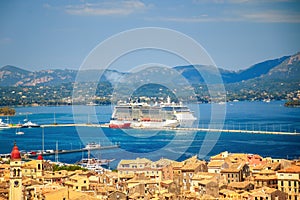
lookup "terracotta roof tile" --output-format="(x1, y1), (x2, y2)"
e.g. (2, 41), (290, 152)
(278, 165), (300, 173)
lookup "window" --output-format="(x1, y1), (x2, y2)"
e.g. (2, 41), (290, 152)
(84, 180), (86, 184)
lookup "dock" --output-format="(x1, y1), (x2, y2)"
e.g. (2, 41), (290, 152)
(9, 123), (299, 135)
(169, 127), (299, 135)
(26, 144), (120, 158)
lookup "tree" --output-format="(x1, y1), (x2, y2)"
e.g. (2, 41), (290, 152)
(0, 106), (16, 116)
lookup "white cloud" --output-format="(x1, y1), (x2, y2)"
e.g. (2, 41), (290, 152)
(64, 0), (148, 16)
(149, 16), (240, 23)
(150, 10), (300, 23)
(190, 0), (300, 23)
(241, 10), (300, 23)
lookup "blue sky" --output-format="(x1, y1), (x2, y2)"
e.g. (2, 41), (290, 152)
(0, 0), (299, 71)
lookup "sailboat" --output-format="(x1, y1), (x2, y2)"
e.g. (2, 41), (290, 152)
(16, 127), (24, 135)
(76, 147), (114, 172)
(0, 119), (10, 129)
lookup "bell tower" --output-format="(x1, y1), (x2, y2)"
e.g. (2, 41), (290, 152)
(36, 154), (44, 178)
(9, 142), (23, 200)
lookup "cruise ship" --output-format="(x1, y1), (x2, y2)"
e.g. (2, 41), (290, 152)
(109, 97), (196, 129)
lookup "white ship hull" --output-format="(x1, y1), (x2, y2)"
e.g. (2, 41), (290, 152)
(174, 113), (197, 128)
(131, 119), (179, 128)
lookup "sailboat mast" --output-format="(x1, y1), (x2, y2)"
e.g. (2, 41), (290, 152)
(42, 127), (44, 154)
(54, 112), (56, 125)
(55, 141), (58, 163)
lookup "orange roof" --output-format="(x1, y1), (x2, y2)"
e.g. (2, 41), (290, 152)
(228, 181), (253, 189)
(207, 160), (225, 167)
(254, 175), (277, 180)
(278, 165), (300, 173)
(221, 162), (245, 173)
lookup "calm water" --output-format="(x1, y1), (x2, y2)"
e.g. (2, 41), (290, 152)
(0, 101), (299, 169)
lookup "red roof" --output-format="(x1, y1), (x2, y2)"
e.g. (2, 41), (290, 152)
(10, 142), (21, 160)
(37, 154), (43, 160)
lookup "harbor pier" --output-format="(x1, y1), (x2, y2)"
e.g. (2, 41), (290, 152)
(7, 123), (299, 135)
(26, 144), (120, 158)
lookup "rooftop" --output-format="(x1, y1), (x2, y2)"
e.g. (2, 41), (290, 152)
(278, 165), (300, 173)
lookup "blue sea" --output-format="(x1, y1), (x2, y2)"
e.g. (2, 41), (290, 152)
(0, 101), (299, 169)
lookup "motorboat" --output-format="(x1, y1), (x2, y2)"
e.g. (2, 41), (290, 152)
(22, 121), (40, 128)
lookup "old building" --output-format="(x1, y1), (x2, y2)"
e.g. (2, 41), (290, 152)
(254, 169), (277, 189)
(64, 174), (90, 191)
(221, 162), (250, 184)
(207, 160), (229, 174)
(190, 172), (219, 198)
(249, 186), (287, 200)
(181, 156), (207, 191)
(9, 142), (22, 200)
(277, 165), (300, 200)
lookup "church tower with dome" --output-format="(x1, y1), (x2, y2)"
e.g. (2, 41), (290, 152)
(36, 154), (44, 178)
(9, 142), (23, 200)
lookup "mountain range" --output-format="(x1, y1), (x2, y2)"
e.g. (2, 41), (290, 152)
(0, 52), (299, 88)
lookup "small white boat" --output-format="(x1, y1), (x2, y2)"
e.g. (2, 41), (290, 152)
(84, 142), (101, 149)
(15, 127), (24, 135)
(22, 121), (40, 128)
(16, 131), (24, 135)
(0, 119), (10, 129)
(86, 102), (98, 106)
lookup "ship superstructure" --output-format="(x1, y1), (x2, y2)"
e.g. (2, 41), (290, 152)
(109, 97), (196, 129)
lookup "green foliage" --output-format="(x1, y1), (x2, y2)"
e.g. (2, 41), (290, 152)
(53, 164), (88, 172)
(0, 106), (16, 116)
(284, 100), (300, 107)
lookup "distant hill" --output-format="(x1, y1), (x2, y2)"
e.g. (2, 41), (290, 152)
(262, 53), (300, 81)
(226, 52), (300, 97)
(0, 53), (298, 88)
(237, 52), (300, 83)
(0, 66), (125, 86)
(173, 55), (290, 84)
(0, 65), (31, 86)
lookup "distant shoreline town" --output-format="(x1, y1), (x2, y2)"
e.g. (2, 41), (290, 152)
(0, 143), (299, 199)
